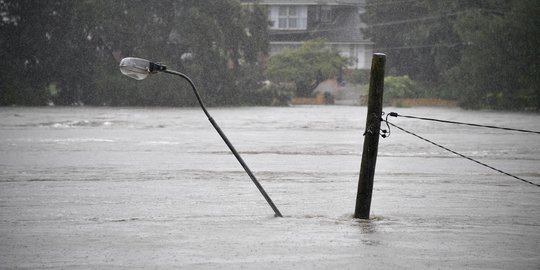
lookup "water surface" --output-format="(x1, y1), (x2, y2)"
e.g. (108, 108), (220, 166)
(1, 106), (539, 269)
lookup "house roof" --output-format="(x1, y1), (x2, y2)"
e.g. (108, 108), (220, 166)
(312, 8), (366, 43)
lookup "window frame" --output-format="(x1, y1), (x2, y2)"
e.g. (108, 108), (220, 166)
(269, 5), (307, 30)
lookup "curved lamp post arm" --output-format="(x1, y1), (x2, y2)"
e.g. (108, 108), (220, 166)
(163, 70), (283, 218)
(120, 57), (282, 217)
(162, 70), (210, 118)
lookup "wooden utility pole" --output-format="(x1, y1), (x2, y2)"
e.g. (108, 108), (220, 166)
(354, 53), (386, 219)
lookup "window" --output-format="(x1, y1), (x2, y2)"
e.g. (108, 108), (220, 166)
(269, 6), (307, 30)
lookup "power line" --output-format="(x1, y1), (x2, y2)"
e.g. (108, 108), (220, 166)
(385, 120), (540, 188)
(361, 0), (423, 7)
(388, 112), (540, 134)
(365, 11), (466, 27)
(376, 42), (467, 51)
(267, 8), (500, 51)
(270, 12), (465, 36)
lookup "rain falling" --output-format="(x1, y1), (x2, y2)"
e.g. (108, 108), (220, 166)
(1, 1), (539, 269)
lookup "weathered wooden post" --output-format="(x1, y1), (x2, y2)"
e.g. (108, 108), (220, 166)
(354, 53), (386, 219)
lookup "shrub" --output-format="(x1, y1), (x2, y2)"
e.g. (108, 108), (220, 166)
(240, 83), (294, 106)
(345, 69), (370, 85)
(384, 75), (420, 101)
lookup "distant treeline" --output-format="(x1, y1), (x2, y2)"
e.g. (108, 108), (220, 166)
(363, 0), (539, 110)
(1, 0), (539, 110)
(0, 0), (273, 106)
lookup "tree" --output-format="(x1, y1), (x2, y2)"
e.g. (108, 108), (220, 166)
(265, 40), (348, 97)
(362, 0), (538, 110)
(383, 75), (419, 102)
(0, 0), (74, 105)
(447, 0), (540, 110)
(0, 0), (271, 106)
(361, 0), (497, 84)
(0, 0), (178, 105)
(169, 0), (270, 105)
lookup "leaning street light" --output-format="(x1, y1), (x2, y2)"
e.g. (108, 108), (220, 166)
(119, 57), (283, 217)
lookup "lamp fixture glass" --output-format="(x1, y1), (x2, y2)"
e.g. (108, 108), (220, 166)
(119, 57), (152, 80)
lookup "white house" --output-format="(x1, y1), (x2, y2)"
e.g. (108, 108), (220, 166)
(242, 0), (373, 69)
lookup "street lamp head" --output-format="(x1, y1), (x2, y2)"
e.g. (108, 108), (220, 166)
(119, 57), (166, 80)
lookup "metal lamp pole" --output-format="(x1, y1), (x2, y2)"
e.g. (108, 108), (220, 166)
(119, 57), (283, 217)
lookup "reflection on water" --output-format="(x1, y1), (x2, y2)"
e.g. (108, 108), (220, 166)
(0, 106), (539, 269)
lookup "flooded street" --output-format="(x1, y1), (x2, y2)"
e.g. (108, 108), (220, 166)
(0, 106), (539, 269)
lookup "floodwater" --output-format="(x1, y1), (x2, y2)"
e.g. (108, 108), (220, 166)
(0, 106), (539, 269)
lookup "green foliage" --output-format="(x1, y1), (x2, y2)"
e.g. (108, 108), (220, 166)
(265, 40), (348, 97)
(362, 0), (465, 83)
(0, 0), (271, 106)
(384, 75), (419, 101)
(345, 69), (370, 84)
(236, 83), (294, 106)
(363, 0), (538, 110)
(446, 0), (540, 110)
